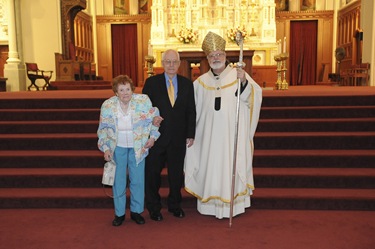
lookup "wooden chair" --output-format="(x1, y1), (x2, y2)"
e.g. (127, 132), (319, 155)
(25, 63), (53, 90)
(81, 62), (97, 80)
(339, 68), (352, 86)
(351, 63), (370, 86)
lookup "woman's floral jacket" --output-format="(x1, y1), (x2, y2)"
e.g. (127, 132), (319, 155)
(97, 94), (160, 165)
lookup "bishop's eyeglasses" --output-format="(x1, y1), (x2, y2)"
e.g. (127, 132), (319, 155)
(207, 52), (226, 59)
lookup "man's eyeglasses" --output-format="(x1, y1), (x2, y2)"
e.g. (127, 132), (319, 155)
(163, 60), (180, 66)
(207, 53), (225, 59)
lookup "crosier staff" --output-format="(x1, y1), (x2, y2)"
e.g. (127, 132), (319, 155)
(229, 31), (244, 228)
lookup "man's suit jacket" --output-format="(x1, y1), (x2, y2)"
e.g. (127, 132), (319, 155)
(143, 73), (196, 147)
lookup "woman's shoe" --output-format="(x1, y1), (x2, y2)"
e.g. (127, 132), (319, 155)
(130, 212), (145, 225)
(112, 215), (125, 226)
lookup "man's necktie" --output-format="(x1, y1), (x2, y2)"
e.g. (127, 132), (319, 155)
(168, 79), (175, 106)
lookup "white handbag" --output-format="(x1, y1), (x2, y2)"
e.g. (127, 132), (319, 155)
(102, 160), (116, 186)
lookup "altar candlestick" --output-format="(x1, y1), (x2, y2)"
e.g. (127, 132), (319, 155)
(148, 40), (153, 56)
(283, 37), (286, 53)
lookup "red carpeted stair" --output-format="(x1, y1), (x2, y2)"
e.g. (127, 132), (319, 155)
(253, 89), (375, 210)
(0, 87), (374, 210)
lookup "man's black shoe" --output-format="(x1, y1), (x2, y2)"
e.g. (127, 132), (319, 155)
(130, 212), (145, 225)
(150, 211), (163, 221)
(168, 208), (185, 218)
(112, 215), (125, 226)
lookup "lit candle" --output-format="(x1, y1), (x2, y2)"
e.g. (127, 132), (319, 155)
(283, 37), (286, 53)
(148, 40), (153, 56)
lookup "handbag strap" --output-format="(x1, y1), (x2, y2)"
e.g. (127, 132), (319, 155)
(102, 185), (126, 199)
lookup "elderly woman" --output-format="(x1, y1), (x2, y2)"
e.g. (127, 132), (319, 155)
(97, 75), (161, 226)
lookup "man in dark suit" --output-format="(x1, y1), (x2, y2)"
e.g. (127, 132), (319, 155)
(142, 49), (196, 221)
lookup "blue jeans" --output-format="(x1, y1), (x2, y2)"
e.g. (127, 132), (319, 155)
(113, 146), (145, 216)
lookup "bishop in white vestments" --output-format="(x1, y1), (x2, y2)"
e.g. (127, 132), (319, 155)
(184, 31), (263, 219)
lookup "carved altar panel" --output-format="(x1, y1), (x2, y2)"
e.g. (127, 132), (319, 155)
(150, 0), (277, 60)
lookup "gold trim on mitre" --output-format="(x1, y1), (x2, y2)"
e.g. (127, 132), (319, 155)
(201, 31), (226, 55)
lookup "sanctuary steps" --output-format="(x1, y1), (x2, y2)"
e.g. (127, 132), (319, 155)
(0, 86), (374, 210)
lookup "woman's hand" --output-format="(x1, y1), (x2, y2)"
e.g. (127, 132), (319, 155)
(104, 150), (111, 161)
(144, 138), (155, 148)
(152, 116), (164, 127)
(186, 138), (194, 148)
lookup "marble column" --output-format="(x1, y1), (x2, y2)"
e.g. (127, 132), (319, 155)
(4, 0), (26, 91)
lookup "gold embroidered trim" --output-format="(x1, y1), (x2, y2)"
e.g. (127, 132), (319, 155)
(197, 78), (238, 90)
(184, 184), (254, 204)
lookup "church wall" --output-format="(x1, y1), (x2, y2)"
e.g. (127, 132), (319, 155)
(96, 22), (112, 81)
(361, 0), (374, 65)
(358, 0), (374, 86)
(20, 0), (61, 82)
